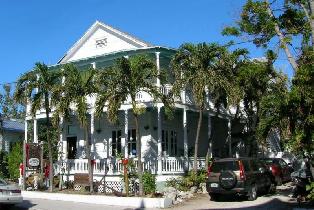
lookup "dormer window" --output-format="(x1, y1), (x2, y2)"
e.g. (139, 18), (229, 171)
(96, 37), (107, 48)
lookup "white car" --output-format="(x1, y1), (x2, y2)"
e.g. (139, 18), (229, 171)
(0, 178), (23, 206)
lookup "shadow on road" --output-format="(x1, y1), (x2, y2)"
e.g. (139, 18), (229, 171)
(199, 183), (314, 210)
(1, 200), (37, 210)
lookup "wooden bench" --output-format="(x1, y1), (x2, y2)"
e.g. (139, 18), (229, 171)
(74, 173), (89, 191)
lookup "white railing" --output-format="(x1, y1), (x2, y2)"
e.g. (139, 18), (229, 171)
(55, 158), (158, 176)
(55, 157), (206, 176)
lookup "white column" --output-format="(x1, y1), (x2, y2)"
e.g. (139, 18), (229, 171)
(124, 109), (128, 158)
(91, 62), (96, 69)
(208, 114), (212, 158)
(183, 108), (188, 170)
(228, 119), (232, 157)
(155, 52), (160, 87)
(33, 119), (38, 143)
(90, 110), (95, 159)
(157, 106), (162, 174)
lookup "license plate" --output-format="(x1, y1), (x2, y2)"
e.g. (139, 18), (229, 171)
(211, 183), (218, 187)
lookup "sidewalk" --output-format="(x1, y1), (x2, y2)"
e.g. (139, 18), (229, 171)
(22, 191), (172, 208)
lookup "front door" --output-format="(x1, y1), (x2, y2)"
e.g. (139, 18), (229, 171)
(67, 136), (77, 159)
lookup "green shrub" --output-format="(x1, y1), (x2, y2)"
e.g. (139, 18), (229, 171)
(142, 171), (156, 194)
(7, 142), (22, 180)
(306, 181), (314, 201)
(165, 169), (207, 192)
(0, 151), (9, 178)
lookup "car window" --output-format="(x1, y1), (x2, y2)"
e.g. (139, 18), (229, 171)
(263, 159), (274, 165)
(242, 160), (251, 171)
(211, 161), (239, 172)
(279, 159), (287, 167)
(0, 178), (7, 185)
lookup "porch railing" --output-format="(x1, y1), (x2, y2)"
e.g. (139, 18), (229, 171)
(55, 157), (206, 176)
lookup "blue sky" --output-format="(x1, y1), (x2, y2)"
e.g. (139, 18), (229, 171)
(0, 0), (292, 86)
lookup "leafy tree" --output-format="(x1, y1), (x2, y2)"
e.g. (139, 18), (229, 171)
(258, 49), (313, 155)
(236, 58), (289, 155)
(223, 0), (314, 72)
(225, 0), (313, 156)
(53, 64), (96, 193)
(14, 62), (61, 191)
(0, 84), (25, 119)
(171, 43), (244, 172)
(95, 55), (172, 196)
(7, 142), (22, 179)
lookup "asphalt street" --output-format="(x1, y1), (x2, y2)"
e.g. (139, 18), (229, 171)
(2, 184), (312, 210)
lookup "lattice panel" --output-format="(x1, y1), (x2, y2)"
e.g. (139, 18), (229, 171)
(74, 185), (82, 191)
(104, 181), (122, 193)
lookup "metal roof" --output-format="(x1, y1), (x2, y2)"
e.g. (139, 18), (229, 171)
(1, 119), (24, 132)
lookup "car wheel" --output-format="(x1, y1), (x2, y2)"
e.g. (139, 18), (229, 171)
(209, 193), (220, 201)
(275, 176), (282, 186)
(248, 184), (257, 201)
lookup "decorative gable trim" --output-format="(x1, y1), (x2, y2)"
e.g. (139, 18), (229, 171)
(58, 20), (152, 64)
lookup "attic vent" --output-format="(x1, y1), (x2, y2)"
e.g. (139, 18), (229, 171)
(96, 37), (107, 48)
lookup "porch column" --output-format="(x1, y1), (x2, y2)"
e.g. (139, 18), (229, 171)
(207, 114), (212, 158)
(228, 119), (232, 157)
(124, 109), (128, 158)
(157, 106), (162, 175)
(155, 52), (160, 87)
(90, 109), (95, 159)
(183, 108), (188, 170)
(33, 119), (38, 143)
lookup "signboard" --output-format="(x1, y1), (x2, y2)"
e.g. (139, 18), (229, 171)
(26, 143), (41, 168)
(28, 158), (40, 167)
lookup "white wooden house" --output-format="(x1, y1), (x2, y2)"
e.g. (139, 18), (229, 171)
(25, 21), (235, 184)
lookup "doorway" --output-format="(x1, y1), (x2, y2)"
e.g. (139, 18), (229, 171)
(67, 136), (77, 159)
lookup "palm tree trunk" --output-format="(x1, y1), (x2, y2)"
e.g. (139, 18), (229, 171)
(44, 95), (53, 192)
(134, 114), (143, 196)
(193, 109), (203, 173)
(85, 126), (93, 193)
(205, 136), (212, 171)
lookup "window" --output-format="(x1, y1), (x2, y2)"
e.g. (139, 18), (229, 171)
(112, 130), (122, 156)
(162, 129), (177, 156)
(128, 129), (136, 156)
(67, 125), (77, 135)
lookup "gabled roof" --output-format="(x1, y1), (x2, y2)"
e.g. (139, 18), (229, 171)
(1, 119), (24, 133)
(58, 20), (153, 64)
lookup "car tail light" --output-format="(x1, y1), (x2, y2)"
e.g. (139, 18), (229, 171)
(239, 161), (246, 180)
(207, 164), (212, 177)
(11, 189), (21, 193)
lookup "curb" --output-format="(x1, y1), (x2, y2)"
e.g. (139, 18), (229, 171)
(22, 191), (172, 208)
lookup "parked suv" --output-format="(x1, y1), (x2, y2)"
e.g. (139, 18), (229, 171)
(206, 158), (275, 201)
(260, 158), (293, 185)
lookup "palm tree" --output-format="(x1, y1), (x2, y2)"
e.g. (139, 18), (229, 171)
(14, 62), (61, 192)
(171, 43), (236, 173)
(94, 55), (172, 196)
(52, 64), (96, 193)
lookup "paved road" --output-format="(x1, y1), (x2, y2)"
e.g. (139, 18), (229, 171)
(2, 184), (311, 210)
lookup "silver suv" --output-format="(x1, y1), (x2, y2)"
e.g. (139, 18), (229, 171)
(206, 158), (275, 201)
